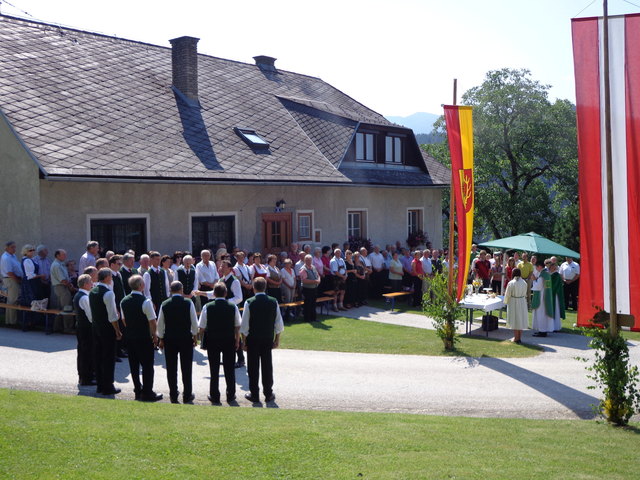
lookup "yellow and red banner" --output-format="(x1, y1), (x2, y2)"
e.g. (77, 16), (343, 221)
(444, 105), (474, 300)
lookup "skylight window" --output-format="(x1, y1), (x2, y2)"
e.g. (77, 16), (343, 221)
(234, 127), (270, 149)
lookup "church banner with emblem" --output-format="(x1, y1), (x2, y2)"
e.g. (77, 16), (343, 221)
(444, 105), (474, 300)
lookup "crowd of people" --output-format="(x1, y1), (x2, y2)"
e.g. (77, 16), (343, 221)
(1, 237), (580, 400)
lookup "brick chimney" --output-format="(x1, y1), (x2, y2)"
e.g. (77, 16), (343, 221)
(169, 36), (200, 101)
(253, 55), (277, 72)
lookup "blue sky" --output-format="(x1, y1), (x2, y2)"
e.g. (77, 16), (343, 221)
(2, 0), (638, 116)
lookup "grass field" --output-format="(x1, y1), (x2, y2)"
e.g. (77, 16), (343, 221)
(283, 315), (543, 358)
(1, 389), (638, 480)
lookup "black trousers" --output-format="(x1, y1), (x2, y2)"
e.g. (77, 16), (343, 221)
(93, 330), (116, 393)
(302, 287), (317, 322)
(206, 337), (236, 400)
(412, 276), (423, 307)
(247, 337), (274, 398)
(76, 322), (94, 383)
(163, 337), (194, 399)
(371, 270), (385, 298)
(126, 337), (155, 395)
(564, 280), (579, 310)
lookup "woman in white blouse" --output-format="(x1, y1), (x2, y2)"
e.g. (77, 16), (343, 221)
(250, 253), (269, 280)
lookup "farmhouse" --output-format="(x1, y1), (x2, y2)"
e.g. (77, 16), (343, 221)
(0, 15), (448, 256)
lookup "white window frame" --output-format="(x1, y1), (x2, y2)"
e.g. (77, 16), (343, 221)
(296, 209), (314, 242)
(346, 208), (369, 239)
(406, 207), (424, 236)
(86, 213), (151, 253)
(189, 211), (239, 252)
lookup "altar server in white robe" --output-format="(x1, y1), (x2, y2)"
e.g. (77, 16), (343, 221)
(504, 268), (528, 344)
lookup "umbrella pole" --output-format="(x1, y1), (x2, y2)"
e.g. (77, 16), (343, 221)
(602, 0), (618, 336)
(448, 79), (457, 297)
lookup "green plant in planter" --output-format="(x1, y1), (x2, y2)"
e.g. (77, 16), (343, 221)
(579, 321), (640, 426)
(423, 272), (465, 350)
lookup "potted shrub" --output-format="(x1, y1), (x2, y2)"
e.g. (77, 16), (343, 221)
(423, 272), (464, 350)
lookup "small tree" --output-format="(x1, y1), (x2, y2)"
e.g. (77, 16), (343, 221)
(423, 272), (464, 350)
(581, 322), (640, 426)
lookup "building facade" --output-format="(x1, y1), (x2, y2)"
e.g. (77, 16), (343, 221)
(0, 15), (448, 259)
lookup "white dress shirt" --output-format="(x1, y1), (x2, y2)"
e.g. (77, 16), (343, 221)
(143, 267), (170, 300)
(368, 252), (384, 270)
(421, 256), (433, 275)
(78, 252), (96, 273)
(22, 257), (37, 280)
(120, 291), (157, 324)
(198, 298), (242, 329)
(233, 263), (251, 284)
(239, 292), (284, 337)
(330, 257), (346, 275)
(78, 288), (92, 322)
(94, 282), (119, 323)
(200, 274), (242, 305)
(156, 294), (199, 338)
(559, 261), (580, 281)
(196, 260), (219, 286)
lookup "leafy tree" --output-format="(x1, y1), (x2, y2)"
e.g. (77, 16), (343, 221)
(426, 69), (578, 245)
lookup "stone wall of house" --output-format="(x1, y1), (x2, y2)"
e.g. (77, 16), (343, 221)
(38, 179), (443, 260)
(0, 115), (42, 248)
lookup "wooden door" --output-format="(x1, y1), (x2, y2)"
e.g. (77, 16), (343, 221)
(262, 212), (292, 253)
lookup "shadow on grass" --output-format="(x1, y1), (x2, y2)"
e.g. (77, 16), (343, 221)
(454, 335), (545, 358)
(480, 357), (599, 419)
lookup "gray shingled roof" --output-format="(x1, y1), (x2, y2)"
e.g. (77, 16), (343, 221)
(0, 15), (449, 186)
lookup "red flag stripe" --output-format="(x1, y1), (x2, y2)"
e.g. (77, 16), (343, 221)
(572, 17), (604, 327)
(626, 14), (640, 330)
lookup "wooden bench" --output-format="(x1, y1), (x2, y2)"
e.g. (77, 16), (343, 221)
(0, 302), (74, 333)
(382, 291), (412, 312)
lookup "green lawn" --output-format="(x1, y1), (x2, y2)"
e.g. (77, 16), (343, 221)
(0, 389), (638, 480)
(283, 315), (543, 358)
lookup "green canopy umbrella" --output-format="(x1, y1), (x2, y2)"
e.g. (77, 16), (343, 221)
(478, 232), (580, 258)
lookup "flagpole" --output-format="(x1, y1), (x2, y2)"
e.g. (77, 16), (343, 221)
(602, 0), (619, 336)
(448, 79), (457, 296)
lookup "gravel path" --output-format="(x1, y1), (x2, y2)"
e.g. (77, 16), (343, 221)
(1, 310), (638, 420)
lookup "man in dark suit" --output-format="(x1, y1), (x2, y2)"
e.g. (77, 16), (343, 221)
(198, 281), (241, 405)
(89, 268), (123, 396)
(240, 277), (284, 403)
(73, 273), (95, 386)
(120, 274), (162, 402)
(109, 254), (127, 359)
(157, 281), (198, 404)
(120, 252), (138, 295)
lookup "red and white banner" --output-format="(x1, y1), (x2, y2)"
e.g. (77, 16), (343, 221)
(572, 14), (640, 331)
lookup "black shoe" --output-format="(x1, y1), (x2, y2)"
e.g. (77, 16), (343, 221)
(532, 332), (547, 337)
(183, 393), (195, 404)
(141, 392), (163, 402)
(244, 393), (260, 403)
(227, 395), (237, 403)
(265, 393), (276, 403)
(134, 391), (141, 401)
(115, 357), (122, 363)
(208, 395), (221, 405)
(170, 397), (179, 404)
(102, 388), (121, 395)
(234, 361), (245, 368)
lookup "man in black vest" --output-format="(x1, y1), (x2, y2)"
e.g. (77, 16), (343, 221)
(176, 254), (198, 302)
(120, 274), (162, 402)
(143, 251), (169, 313)
(198, 282), (241, 404)
(74, 273), (95, 386)
(240, 277), (284, 403)
(157, 281), (198, 404)
(109, 254), (127, 359)
(120, 253), (138, 295)
(89, 268), (123, 395)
